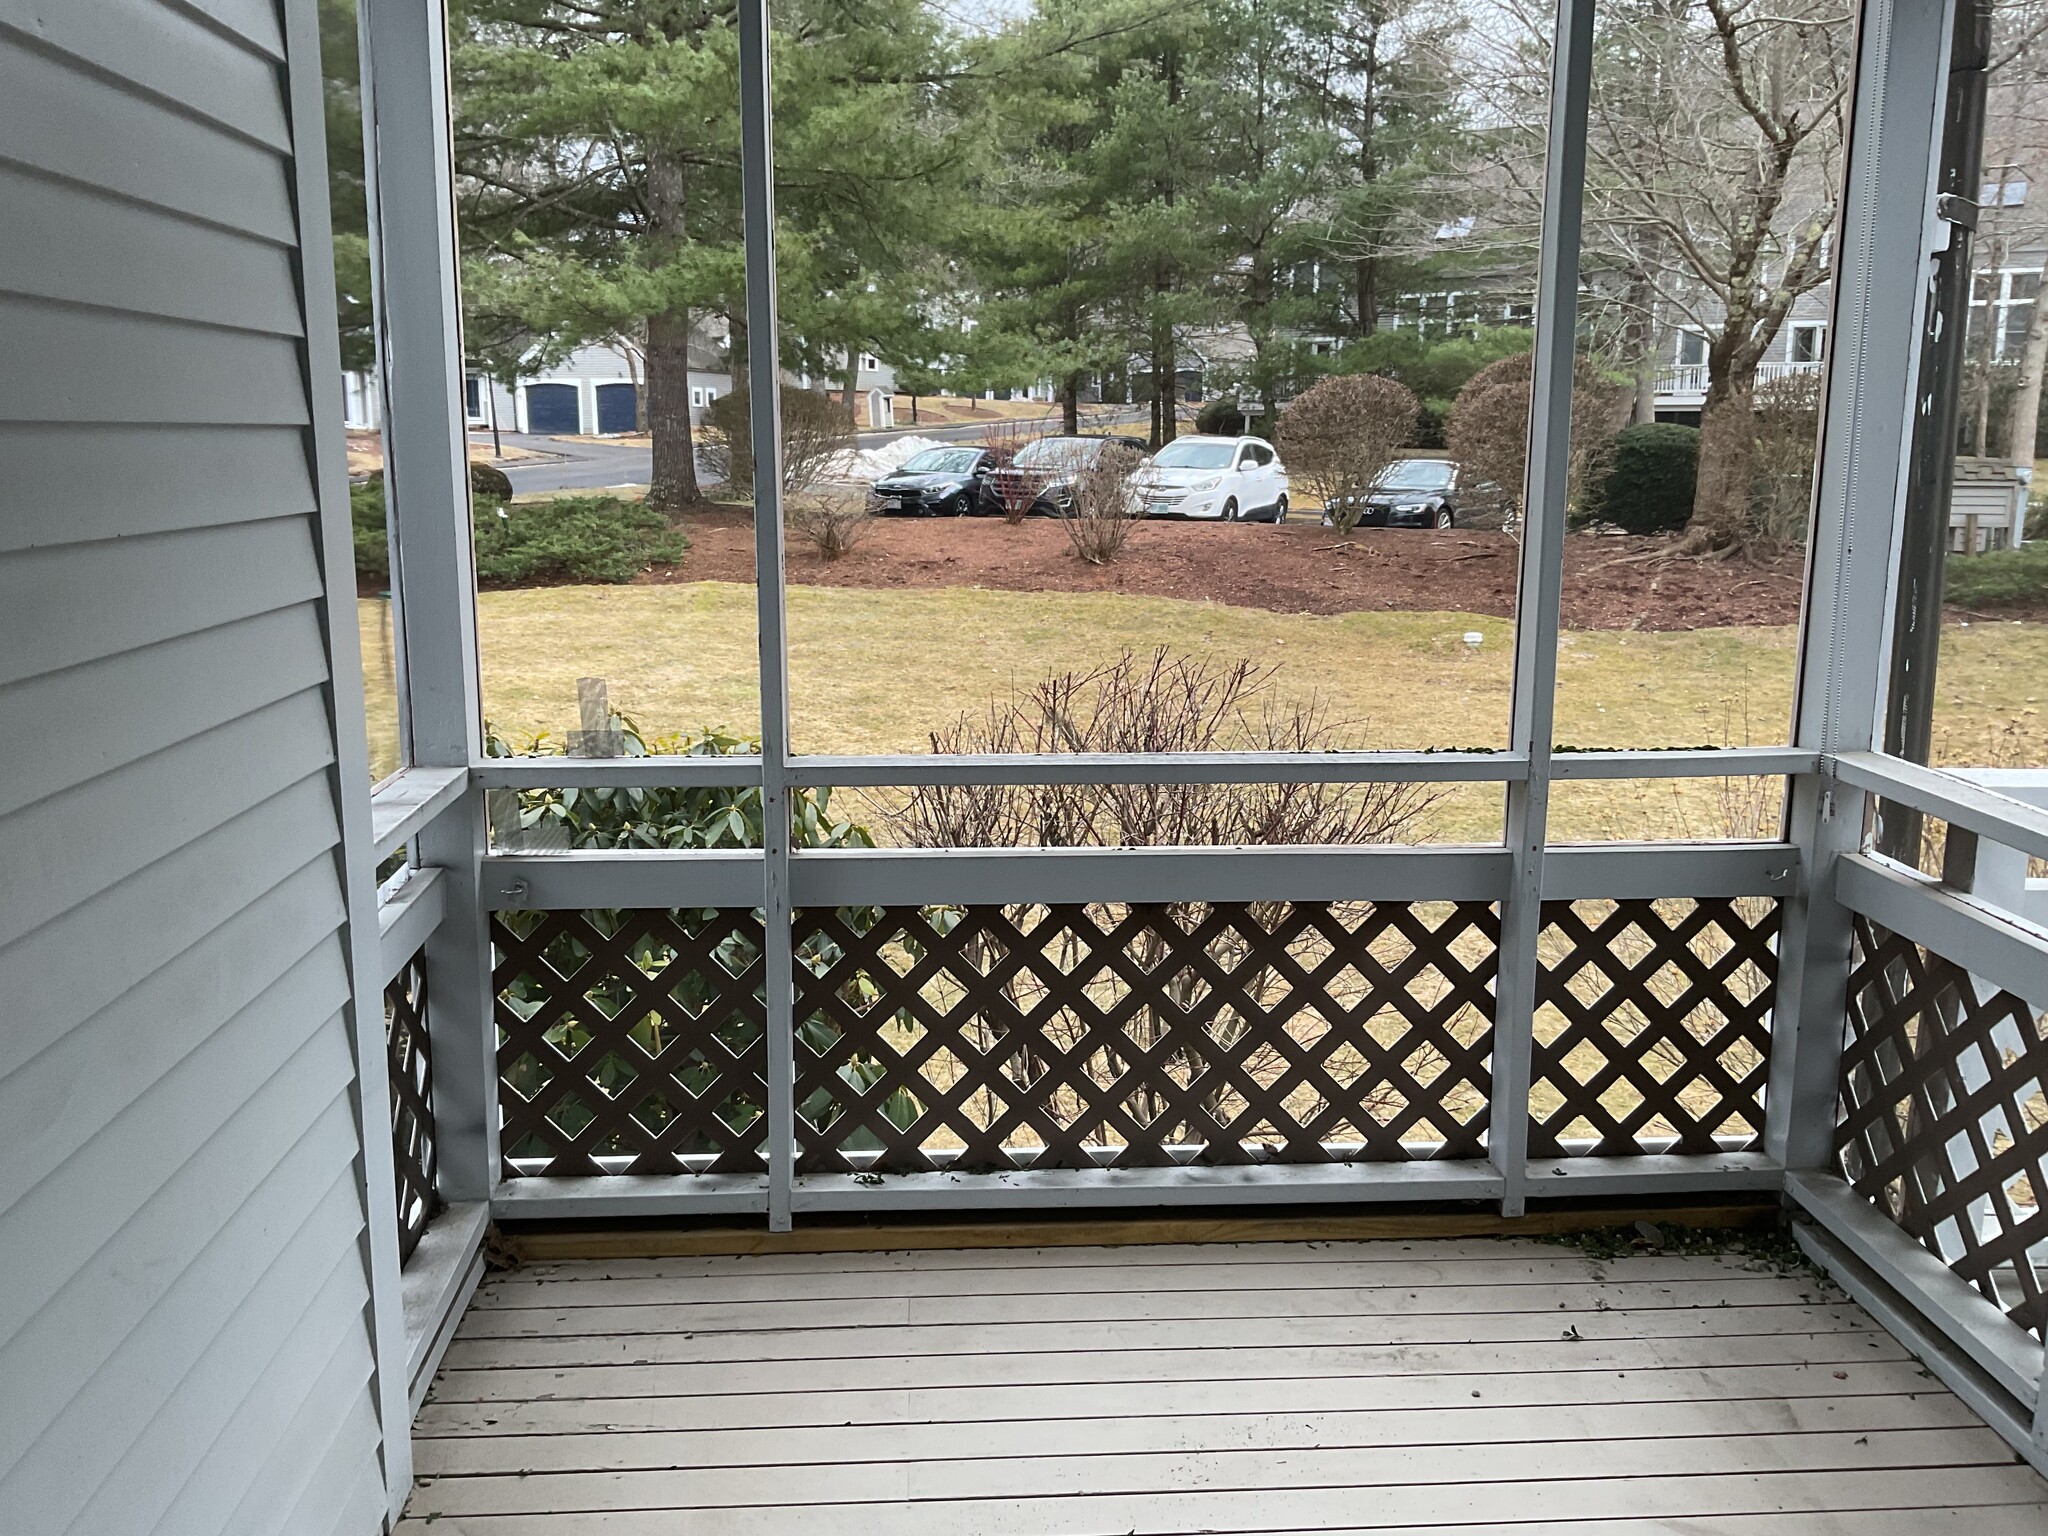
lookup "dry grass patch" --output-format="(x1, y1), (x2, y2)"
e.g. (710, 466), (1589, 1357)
(360, 584), (2045, 841)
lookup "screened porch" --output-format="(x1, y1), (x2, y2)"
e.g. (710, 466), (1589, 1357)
(8, 0), (2048, 1531)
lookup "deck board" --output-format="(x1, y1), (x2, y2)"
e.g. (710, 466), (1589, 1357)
(400, 1237), (2048, 1533)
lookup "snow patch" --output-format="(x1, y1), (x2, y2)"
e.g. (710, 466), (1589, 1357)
(818, 434), (954, 483)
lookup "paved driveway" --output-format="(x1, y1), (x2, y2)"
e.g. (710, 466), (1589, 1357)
(485, 406), (1149, 495)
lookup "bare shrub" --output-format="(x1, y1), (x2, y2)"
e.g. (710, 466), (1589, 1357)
(1749, 372), (1821, 552)
(1445, 352), (1628, 523)
(1276, 374), (1419, 532)
(980, 419), (1038, 523)
(888, 650), (1446, 1143)
(1057, 441), (1144, 564)
(893, 648), (1437, 849)
(786, 487), (873, 560)
(698, 386), (855, 501)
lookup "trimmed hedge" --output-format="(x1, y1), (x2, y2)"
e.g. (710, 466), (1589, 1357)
(1585, 422), (1699, 534)
(1943, 539), (2048, 610)
(350, 478), (687, 588)
(473, 496), (687, 585)
(351, 479), (390, 586)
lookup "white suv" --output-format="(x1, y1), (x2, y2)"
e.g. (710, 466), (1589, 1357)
(1134, 434), (1290, 522)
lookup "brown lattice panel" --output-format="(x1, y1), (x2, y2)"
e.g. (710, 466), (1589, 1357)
(1529, 897), (1780, 1157)
(789, 900), (1497, 1173)
(1837, 916), (2048, 1340)
(494, 909), (769, 1177)
(385, 950), (438, 1262)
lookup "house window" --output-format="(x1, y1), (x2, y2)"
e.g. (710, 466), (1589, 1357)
(1789, 324), (1825, 365)
(859, 353), (880, 373)
(464, 374), (482, 420)
(1981, 172), (2029, 208)
(690, 387), (705, 409)
(1676, 331), (1708, 367)
(1970, 268), (2041, 359)
(2002, 272), (2039, 357)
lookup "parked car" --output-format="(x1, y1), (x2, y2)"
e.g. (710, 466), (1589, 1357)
(1323, 456), (1461, 529)
(869, 446), (996, 516)
(1134, 434), (1289, 522)
(986, 434), (1147, 515)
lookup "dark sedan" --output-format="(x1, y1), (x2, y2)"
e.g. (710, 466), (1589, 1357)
(870, 446), (996, 515)
(1323, 457), (1462, 529)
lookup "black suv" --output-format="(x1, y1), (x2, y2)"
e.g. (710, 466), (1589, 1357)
(870, 446), (996, 516)
(986, 435), (1149, 515)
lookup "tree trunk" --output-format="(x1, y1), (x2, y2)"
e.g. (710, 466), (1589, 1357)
(1150, 327), (1178, 448)
(2005, 292), (2048, 470)
(645, 309), (700, 509)
(1061, 374), (1080, 435)
(642, 137), (697, 509)
(625, 341), (648, 432)
(1690, 377), (1757, 548)
(1356, 256), (1377, 337)
(1633, 363), (1657, 426)
(843, 354), (861, 426)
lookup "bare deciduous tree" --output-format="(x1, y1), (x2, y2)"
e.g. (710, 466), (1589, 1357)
(1277, 373), (1419, 531)
(1469, 0), (1850, 550)
(1975, 1), (2048, 465)
(1589, 0), (1850, 549)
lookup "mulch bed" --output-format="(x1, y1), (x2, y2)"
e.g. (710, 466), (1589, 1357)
(643, 507), (1811, 631)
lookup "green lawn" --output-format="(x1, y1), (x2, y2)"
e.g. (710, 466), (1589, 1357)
(360, 583), (2048, 842)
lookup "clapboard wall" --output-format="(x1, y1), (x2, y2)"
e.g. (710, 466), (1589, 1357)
(0, 2), (393, 1532)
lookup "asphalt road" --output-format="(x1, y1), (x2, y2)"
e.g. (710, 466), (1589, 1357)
(486, 405), (1149, 495)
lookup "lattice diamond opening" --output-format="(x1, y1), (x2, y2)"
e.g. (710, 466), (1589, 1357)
(494, 909), (769, 1176)
(1530, 897), (1779, 1157)
(385, 948), (437, 1264)
(1836, 916), (2048, 1340)
(791, 900), (1496, 1173)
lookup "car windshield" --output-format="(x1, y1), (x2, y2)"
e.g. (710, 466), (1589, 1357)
(1149, 440), (1236, 469)
(1374, 459), (1455, 492)
(899, 448), (981, 474)
(1013, 437), (1098, 468)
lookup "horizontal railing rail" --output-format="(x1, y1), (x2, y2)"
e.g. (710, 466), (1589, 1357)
(1829, 751), (2048, 865)
(472, 744), (1815, 792)
(1655, 359), (1822, 396)
(482, 842), (1798, 912)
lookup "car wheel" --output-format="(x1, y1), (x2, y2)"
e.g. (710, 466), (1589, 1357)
(942, 493), (968, 517)
(1222, 498), (1239, 522)
(1435, 508), (1454, 530)
(1272, 495), (1288, 524)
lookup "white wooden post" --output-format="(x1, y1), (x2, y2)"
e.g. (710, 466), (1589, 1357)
(1766, 0), (1954, 1173)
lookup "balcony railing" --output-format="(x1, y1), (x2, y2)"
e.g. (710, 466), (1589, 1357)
(1655, 359), (1824, 398)
(489, 891), (1781, 1185)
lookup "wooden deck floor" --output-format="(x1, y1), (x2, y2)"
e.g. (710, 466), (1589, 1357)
(399, 1236), (2048, 1534)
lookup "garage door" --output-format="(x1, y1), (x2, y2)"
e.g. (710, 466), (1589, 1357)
(524, 382), (580, 435)
(595, 382), (638, 435)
